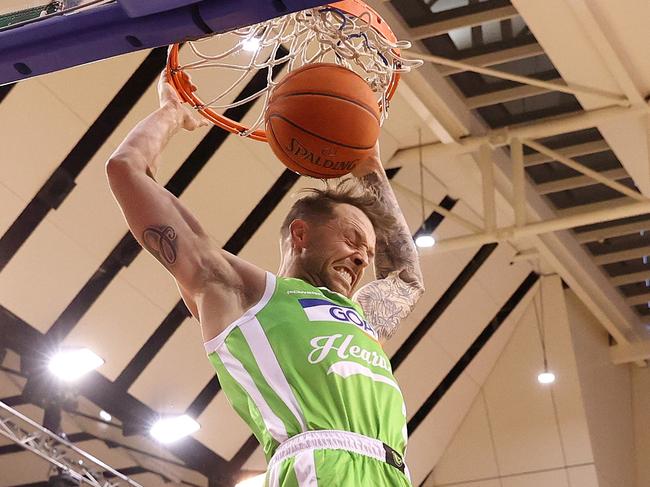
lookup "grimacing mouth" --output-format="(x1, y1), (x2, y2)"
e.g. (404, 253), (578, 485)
(333, 266), (356, 290)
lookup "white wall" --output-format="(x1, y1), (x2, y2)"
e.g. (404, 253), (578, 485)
(427, 276), (597, 487)
(632, 365), (650, 487)
(565, 290), (636, 487)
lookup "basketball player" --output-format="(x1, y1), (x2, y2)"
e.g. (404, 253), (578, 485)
(106, 72), (424, 486)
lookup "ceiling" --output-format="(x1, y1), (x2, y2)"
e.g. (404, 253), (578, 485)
(0, 0), (648, 486)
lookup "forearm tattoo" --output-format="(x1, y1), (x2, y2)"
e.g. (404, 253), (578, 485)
(356, 170), (425, 340)
(359, 171), (423, 283)
(356, 273), (424, 341)
(143, 225), (177, 268)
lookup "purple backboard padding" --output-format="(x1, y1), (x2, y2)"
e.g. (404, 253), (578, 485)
(0, 0), (329, 85)
(118, 0), (203, 18)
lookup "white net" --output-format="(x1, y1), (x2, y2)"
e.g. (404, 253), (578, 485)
(172, 4), (423, 137)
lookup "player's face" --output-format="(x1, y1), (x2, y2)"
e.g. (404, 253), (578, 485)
(301, 203), (376, 297)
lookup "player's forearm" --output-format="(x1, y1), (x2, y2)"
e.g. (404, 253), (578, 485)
(107, 103), (181, 178)
(358, 166), (424, 290)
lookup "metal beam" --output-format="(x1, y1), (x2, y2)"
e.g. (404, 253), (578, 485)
(368, 0), (646, 350)
(0, 401), (142, 487)
(525, 139), (644, 202)
(390, 181), (482, 233)
(389, 104), (646, 168)
(524, 140), (611, 167)
(625, 293), (650, 307)
(465, 79), (563, 109)
(478, 144), (497, 231)
(418, 201), (650, 254)
(575, 219), (650, 244)
(409, 5), (519, 40)
(610, 270), (650, 287)
(407, 50), (629, 105)
(439, 43), (545, 76)
(536, 168), (629, 195)
(593, 246), (650, 266)
(610, 340), (650, 364)
(555, 196), (634, 218)
(512, 138), (526, 227)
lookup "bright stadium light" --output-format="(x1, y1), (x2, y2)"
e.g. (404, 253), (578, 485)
(242, 37), (261, 52)
(48, 348), (104, 382)
(537, 371), (556, 384)
(415, 234), (435, 248)
(150, 415), (200, 444)
(236, 473), (266, 487)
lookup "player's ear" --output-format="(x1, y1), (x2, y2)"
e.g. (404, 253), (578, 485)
(289, 219), (309, 250)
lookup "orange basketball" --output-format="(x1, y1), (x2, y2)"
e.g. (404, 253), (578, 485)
(264, 63), (380, 178)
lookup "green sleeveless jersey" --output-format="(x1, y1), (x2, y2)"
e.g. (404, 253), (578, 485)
(204, 273), (408, 461)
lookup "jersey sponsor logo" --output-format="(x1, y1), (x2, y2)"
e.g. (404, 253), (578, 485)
(298, 298), (378, 339)
(308, 334), (391, 373)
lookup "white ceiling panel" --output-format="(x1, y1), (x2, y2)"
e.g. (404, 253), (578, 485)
(129, 318), (214, 414)
(406, 374), (480, 486)
(62, 274), (168, 381)
(429, 391), (500, 485)
(0, 182), (27, 237)
(118, 253), (185, 313)
(482, 310), (566, 475)
(0, 450), (51, 486)
(429, 277), (505, 362)
(194, 392), (252, 461)
(394, 333), (456, 420)
(0, 217), (99, 332)
(567, 464), (600, 487)
(241, 445), (266, 472)
(0, 79), (89, 201)
(465, 287), (536, 386)
(35, 50), (150, 126)
(500, 469), (569, 487)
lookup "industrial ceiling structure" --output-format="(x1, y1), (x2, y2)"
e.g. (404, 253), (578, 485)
(0, 0), (648, 486)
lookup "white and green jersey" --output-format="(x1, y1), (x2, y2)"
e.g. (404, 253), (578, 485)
(204, 272), (408, 462)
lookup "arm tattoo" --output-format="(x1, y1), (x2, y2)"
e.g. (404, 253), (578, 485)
(355, 169), (425, 340)
(143, 225), (177, 268)
(356, 273), (424, 341)
(359, 171), (423, 284)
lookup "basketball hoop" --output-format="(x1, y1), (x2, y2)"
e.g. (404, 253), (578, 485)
(166, 0), (422, 142)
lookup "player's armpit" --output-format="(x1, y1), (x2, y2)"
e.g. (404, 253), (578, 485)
(354, 272), (424, 343)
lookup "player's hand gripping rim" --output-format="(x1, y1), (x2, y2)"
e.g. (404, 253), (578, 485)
(157, 70), (209, 132)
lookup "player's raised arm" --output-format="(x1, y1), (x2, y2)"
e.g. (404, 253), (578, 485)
(105, 72), (265, 324)
(352, 143), (425, 343)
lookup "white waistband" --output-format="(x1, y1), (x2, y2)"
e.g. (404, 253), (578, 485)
(268, 430), (396, 469)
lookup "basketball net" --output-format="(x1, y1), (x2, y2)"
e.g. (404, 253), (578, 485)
(167, 0), (423, 141)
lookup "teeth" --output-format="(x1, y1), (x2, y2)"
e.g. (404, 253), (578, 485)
(335, 269), (353, 286)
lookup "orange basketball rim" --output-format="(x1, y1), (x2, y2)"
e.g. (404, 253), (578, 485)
(166, 0), (403, 143)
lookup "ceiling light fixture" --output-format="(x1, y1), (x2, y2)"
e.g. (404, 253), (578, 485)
(48, 348), (104, 382)
(415, 234), (435, 248)
(150, 415), (200, 444)
(99, 410), (112, 422)
(414, 128), (435, 249)
(537, 371), (556, 384)
(533, 277), (556, 386)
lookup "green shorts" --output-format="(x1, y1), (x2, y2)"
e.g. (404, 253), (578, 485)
(265, 430), (412, 487)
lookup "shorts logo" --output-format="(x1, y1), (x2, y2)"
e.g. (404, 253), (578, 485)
(298, 298), (378, 339)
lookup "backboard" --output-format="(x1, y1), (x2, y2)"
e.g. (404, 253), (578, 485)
(0, 0), (330, 85)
